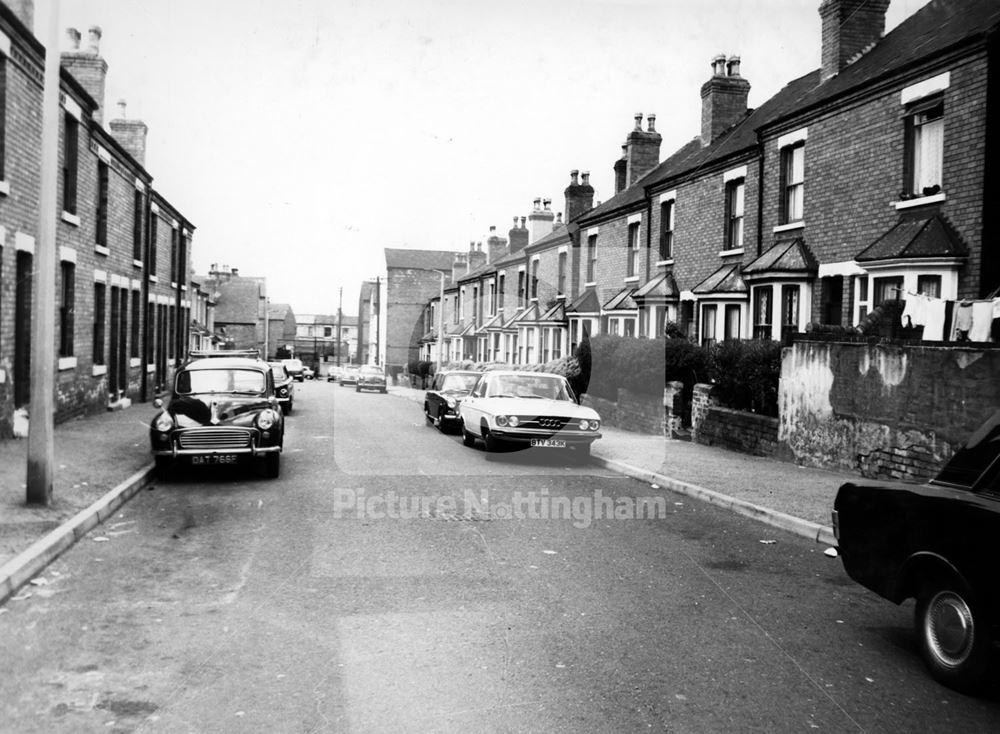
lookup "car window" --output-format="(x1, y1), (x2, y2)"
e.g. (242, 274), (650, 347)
(360, 366), (382, 375)
(441, 374), (478, 392)
(177, 368), (266, 395)
(487, 375), (571, 400)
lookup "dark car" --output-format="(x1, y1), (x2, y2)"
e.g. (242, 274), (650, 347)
(833, 410), (1000, 692)
(150, 355), (284, 478)
(424, 370), (479, 432)
(356, 365), (387, 393)
(268, 362), (294, 414)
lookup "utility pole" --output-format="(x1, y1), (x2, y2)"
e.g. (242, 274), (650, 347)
(27, 1), (62, 505)
(374, 277), (380, 366)
(336, 286), (343, 366)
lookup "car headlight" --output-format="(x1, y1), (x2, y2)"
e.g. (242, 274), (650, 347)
(446, 397), (457, 409)
(589, 420), (600, 431)
(153, 412), (174, 432)
(496, 415), (508, 427)
(508, 415), (520, 428)
(256, 409), (279, 430)
(579, 419), (590, 430)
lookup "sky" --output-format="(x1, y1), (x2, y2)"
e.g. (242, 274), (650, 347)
(42, 0), (932, 316)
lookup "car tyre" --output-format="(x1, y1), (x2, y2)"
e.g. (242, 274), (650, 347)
(263, 452), (281, 479)
(484, 430), (504, 453)
(572, 443), (591, 463)
(915, 577), (992, 692)
(154, 456), (172, 480)
(285, 401), (293, 415)
(356, 386), (361, 392)
(462, 424), (476, 448)
(380, 388), (387, 394)
(424, 404), (434, 425)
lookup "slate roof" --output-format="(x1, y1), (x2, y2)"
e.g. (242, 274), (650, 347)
(603, 287), (639, 311)
(566, 288), (602, 314)
(743, 238), (819, 276)
(855, 214), (968, 262)
(513, 303), (540, 324)
(692, 263), (747, 295)
(770, 0), (1000, 129)
(268, 303), (291, 319)
(633, 272), (680, 300)
(538, 300), (567, 324)
(384, 248), (457, 272)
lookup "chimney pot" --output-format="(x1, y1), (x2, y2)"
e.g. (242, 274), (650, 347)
(533, 198), (541, 211)
(116, 99), (127, 119)
(581, 171), (590, 186)
(543, 198), (552, 211)
(713, 54), (727, 76)
(86, 26), (102, 55)
(556, 213), (563, 224)
(727, 56), (741, 77)
(647, 114), (656, 132)
(570, 169), (579, 185)
(489, 225), (496, 233)
(520, 216), (526, 228)
(633, 112), (643, 131)
(66, 27), (81, 50)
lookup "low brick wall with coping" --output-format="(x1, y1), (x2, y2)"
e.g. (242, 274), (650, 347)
(692, 383), (789, 458)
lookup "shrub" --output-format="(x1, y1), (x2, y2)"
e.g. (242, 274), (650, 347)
(707, 339), (782, 416)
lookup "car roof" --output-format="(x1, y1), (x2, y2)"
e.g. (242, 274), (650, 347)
(440, 370), (481, 376)
(483, 370), (565, 379)
(183, 357), (269, 371)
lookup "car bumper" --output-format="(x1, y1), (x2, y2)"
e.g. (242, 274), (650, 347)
(358, 382), (386, 390)
(151, 427), (282, 459)
(488, 428), (601, 446)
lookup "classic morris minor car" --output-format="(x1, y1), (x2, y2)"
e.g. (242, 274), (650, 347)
(833, 409), (1000, 692)
(458, 370), (601, 458)
(269, 362), (294, 414)
(356, 365), (387, 393)
(424, 370), (480, 433)
(150, 355), (284, 478)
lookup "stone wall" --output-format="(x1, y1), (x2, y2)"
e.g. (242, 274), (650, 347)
(691, 383), (788, 458)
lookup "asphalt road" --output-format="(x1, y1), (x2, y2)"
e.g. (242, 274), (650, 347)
(2, 380), (1000, 733)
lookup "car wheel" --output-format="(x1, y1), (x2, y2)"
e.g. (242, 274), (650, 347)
(286, 401), (293, 415)
(356, 386), (361, 392)
(380, 388), (387, 394)
(915, 577), (992, 692)
(263, 452), (281, 479)
(462, 424), (476, 447)
(571, 443), (591, 463)
(484, 430), (504, 453)
(424, 404), (434, 425)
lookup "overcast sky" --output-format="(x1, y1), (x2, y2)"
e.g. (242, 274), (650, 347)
(44, 0), (931, 315)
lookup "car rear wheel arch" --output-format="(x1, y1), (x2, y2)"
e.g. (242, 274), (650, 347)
(897, 552), (968, 605)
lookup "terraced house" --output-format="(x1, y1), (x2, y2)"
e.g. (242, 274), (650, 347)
(389, 0), (999, 374)
(0, 2), (196, 437)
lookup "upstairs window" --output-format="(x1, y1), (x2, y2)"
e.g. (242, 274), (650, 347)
(93, 282), (106, 365)
(517, 271), (526, 307)
(62, 112), (79, 215)
(96, 162), (109, 247)
(132, 190), (144, 261)
(905, 96), (944, 197)
(170, 227), (179, 283)
(627, 222), (640, 277)
(60, 261), (75, 357)
(659, 200), (674, 260)
(586, 234), (597, 282)
(498, 273), (505, 309)
(557, 251), (567, 296)
(531, 260), (539, 300)
(725, 178), (744, 250)
(148, 212), (158, 276)
(0, 56), (7, 181)
(780, 143), (804, 223)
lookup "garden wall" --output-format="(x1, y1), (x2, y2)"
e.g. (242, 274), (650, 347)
(779, 339), (1000, 480)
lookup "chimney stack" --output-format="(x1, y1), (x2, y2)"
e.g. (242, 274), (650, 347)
(820, 0), (890, 81)
(452, 253), (469, 283)
(509, 216), (529, 253)
(61, 26), (108, 124)
(469, 240), (487, 271)
(614, 144), (628, 194)
(528, 197), (555, 244)
(624, 113), (662, 186)
(564, 168), (595, 224)
(109, 99), (149, 166)
(486, 225), (508, 263)
(700, 54), (751, 146)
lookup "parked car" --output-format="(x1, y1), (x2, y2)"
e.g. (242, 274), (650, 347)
(356, 365), (387, 393)
(339, 366), (360, 386)
(424, 370), (480, 432)
(326, 366), (342, 383)
(302, 366), (315, 380)
(268, 362), (294, 414)
(282, 358), (305, 381)
(833, 410), (1000, 692)
(149, 355), (284, 478)
(458, 370), (601, 458)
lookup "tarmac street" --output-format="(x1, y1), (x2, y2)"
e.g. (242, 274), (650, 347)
(3, 380), (1000, 732)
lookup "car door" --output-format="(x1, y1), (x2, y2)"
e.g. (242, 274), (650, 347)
(428, 374), (445, 420)
(460, 375), (489, 428)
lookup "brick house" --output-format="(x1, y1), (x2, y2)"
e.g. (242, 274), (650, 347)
(202, 267), (268, 355)
(0, 3), (195, 436)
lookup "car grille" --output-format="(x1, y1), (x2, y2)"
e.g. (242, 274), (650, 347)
(520, 416), (571, 430)
(178, 427), (252, 450)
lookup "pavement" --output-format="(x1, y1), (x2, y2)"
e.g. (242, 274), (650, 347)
(0, 381), (854, 606)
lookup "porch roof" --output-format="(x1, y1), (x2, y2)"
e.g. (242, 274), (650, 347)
(566, 288), (602, 315)
(633, 272), (680, 301)
(743, 237), (818, 278)
(602, 287), (638, 312)
(855, 214), (968, 262)
(692, 263), (747, 295)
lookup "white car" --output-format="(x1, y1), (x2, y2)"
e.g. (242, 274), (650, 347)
(458, 370), (601, 458)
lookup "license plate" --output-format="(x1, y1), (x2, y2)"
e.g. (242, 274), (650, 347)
(191, 454), (238, 465)
(531, 439), (566, 448)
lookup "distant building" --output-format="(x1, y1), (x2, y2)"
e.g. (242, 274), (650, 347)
(266, 303), (297, 359)
(200, 266), (268, 355)
(294, 313), (357, 365)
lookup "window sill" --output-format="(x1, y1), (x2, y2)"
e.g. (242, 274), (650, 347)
(133, 259), (143, 269)
(92, 365), (107, 377)
(58, 356), (77, 371)
(624, 276), (640, 283)
(718, 247), (745, 257)
(95, 244), (110, 257)
(61, 211), (81, 227)
(0, 180), (9, 197)
(656, 259), (674, 267)
(146, 364), (156, 373)
(773, 221), (804, 233)
(130, 357), (141, 367)
(894, 192), (946, 210)
(148, 274), (159, 283)
(584, 282), (597, 288)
